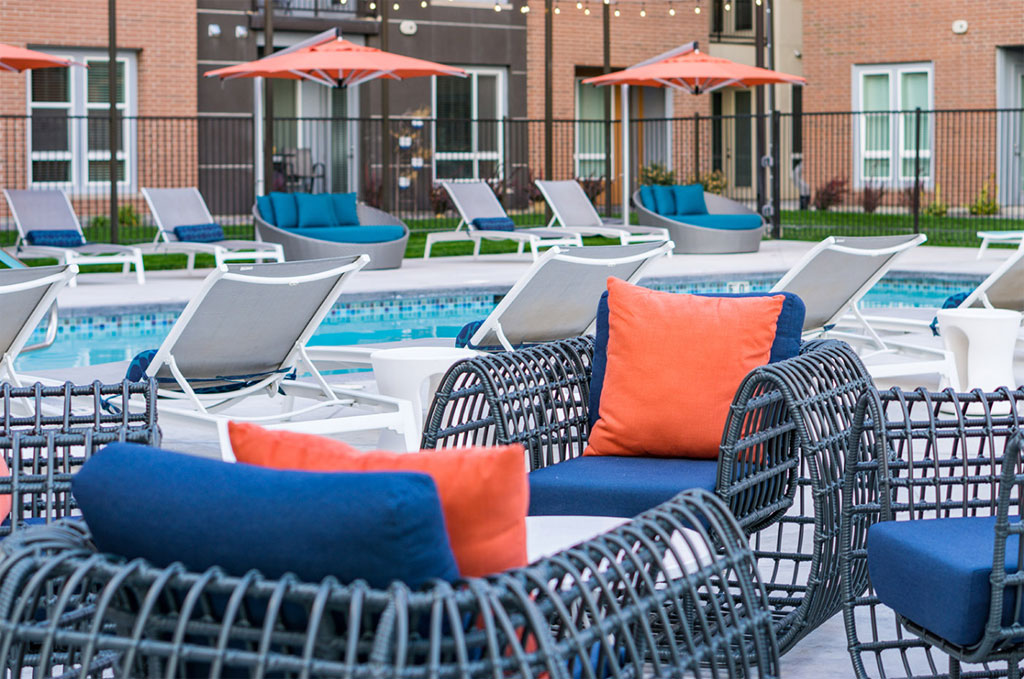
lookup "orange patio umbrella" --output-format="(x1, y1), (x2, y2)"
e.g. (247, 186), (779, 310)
(0, 43), (83, 73)
(204, 38), (466, 87)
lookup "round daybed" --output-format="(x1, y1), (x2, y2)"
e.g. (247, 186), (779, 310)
(253, 201), (409, 270)
(632, 188), (765, 254)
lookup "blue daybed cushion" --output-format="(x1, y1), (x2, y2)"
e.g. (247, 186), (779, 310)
(639, 185), (656, 212)
(295, 193), (338, 228)
(472, 217), (516, 232)
(330, 192), (360, 226)
(73, 443), (460, 588)
(529, 455), (717, 517)
(588, 290), (805, 429)
(284, 225), (405, 244)
(173, 223), (224, 243)
(256, 195), (276, 225)
(672, 184), (708, 215)
(650, 185), (676, 216)
(868, 516), (1024, 648)
(668, 214), (763, 231)
(26, 230), (85, 247)
(269, 192), (299, 229)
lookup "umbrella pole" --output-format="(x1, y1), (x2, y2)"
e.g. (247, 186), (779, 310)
(254, 78), (264, 196)
(621, 84), (629, 226)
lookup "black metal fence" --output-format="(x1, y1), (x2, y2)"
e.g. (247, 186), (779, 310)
(2, 108), (1022, 247)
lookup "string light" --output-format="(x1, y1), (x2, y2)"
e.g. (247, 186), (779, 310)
(392, 2), (399, 10)
(576, 1), (582, 8)
(724, 1), (731, 9)
(583, 1), (590, 13)
(493, 1), (501, 9)
(553, 4), (560, 13)
(639, 2), (646, 16)
(613, 7), (619, 15)
(420, 0), (427, 6)
(667, 2), (674, 15)
(368, 1), (376, 9)
(694, 3), (700, 13)
(520, 3), (529, 11)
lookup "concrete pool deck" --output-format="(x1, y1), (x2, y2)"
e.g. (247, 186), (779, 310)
(52, 238), (998, 311)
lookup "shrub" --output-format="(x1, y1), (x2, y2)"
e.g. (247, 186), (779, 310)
(686, 169), (728, 195)
(429, 185), (452, 216)
(639, 163), (676, 186)
(576, 177), (605, 203)
(860, 184), (886, 214)
(812, 176), (847, 212)
(969, 174), (999, 216)
(921, 184), (948, 218)
(88, 204), (142, 231)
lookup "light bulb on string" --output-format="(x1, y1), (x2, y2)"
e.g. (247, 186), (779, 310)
(694, 3), (700, 13)
(576, 1), (582, 8)
(724, 1), (730, 9)
(553, 3), (560, 13)
(639, 4), (646, 17)
(520, 3), (529, 11)
(369, 1), (376, 9)
(613, 7), (620, 15)
(493, 1), (501, 9)
(668, 1), (675, 15)
(392, 2), (399, 10)
(583, 1), (590, 14)
(420, 0), (427, 6)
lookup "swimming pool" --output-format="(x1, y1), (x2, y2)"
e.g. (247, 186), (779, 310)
(14, 273), (980, 373)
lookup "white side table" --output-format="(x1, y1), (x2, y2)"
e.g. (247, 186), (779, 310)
(370, 347), (480, 449)
(936, 308), (1022, 396)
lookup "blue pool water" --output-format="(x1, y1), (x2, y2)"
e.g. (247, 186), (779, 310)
(14, 274), (978, 373)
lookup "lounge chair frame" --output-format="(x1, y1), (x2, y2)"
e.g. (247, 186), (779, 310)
(534, 179), (670, 245)
(422, 336), (877, 653)
(140, 187), (284, 269)
(252, 202), (409, 270)
(842, 387), (1024, 679)
(0, 488), (781, 678)
(139, 256), (418, 455)
(2, 189), (145, 286)
(0, 264), (77, 388)
(631, 189), (765, 254)
(425, 181), (583, 260)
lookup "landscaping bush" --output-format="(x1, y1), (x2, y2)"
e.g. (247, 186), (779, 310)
(969, 174), (999, 216)
(812, 177), (848, 212)
(639, 163), (676, 186)
(576, 177), (605, 203)
(860, 184), (886, 214)
(686, 169), (728, 195)
(921, 184), (948, 218)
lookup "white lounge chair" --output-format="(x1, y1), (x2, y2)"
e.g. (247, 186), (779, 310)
(424, 181), (583, 260)
(3, 189), (145, 286)
(535, 179), (670, 245)
(0, 264), (77, 388)
(308, 241), (673, 370)
(141, 187), (284, 270)
(26, 257), (418, 456)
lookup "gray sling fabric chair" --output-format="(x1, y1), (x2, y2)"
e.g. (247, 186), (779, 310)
(141, 187), (283, 269)
(535, 179), (670, 245)
(424, 181), (582, 259)
(307, 240), (672, 370)
(0, 264), (76, 388)
(2, 189), (145, 286)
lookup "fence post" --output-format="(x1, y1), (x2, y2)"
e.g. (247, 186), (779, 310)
(108, 0), (119, 243)
(692, 111), (700, 183)
(771, 109), (782, 239)
(913, 106), (922, 234)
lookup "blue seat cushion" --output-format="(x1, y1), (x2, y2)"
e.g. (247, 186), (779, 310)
(173, 223), (225, 243)
(283, 225), (405, 244)
(651, 185), (676, 216)
(330, 192), (360, 226)
(666, 214), (763, 231)
(672, 184), (708, 215)
(294, 193), (338, 228)
(639, 185), (656, 212)
(269, 192), (299, 229)
(256, 195), (276, 225)
(26, 230), (85, 247)
(472, 217), (516, 232)
(73, 443), (460, 588)
(529, 455), (718, 517)
(868, 516), (1024, 648)
(588, 290), (805, 429)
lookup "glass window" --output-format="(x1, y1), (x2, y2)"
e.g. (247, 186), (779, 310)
(575, 80), (608, 179)
(432, 68), (505, 181)
(734, 0), (753, 31)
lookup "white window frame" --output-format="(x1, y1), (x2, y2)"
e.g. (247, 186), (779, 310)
(851, 62), (933, 188)
(25, 49), (137, 193)
(431, 66), (506, 182)
(573, 77), (614, 180)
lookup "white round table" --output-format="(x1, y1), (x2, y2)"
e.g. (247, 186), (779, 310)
(936, 308), (1022, 394)
(370, 346), (480, 449)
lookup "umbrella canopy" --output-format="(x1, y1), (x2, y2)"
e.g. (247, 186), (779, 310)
(0, 43), (82, 73)
(204, 38), (466, 88)
(583, 49), (805, 94)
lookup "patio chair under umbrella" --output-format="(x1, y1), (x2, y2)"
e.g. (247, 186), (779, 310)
(583, 47), (806, 224)
(0, 43), (82, 73)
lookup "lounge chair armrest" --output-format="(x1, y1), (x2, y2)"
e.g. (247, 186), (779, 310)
(422, 337), (595, 470)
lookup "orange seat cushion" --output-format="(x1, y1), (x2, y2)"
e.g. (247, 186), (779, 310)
(0, 458), (10, 526)
(228, 422), (528, 577)
(585, 277), (784, 460)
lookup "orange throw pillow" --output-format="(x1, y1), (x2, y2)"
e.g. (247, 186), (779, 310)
(0, 457), (10, 526)
(585, 277), (783, 459)
(228, 422), (528, 578)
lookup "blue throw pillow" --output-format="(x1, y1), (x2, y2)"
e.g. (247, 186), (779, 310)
(638, 185), (656, 211)
(256, 195), (276, 225)
(269, 192), (299, 229)
(73, 443), (460, 588)
(330, 192), (360, 226)
(294, 193), (338, 228)
(673, 184), (708, 215)
(26, 230), (85, 247)
(651, 185), (676, 216)
(587, 290), (805, 429)
(173, 223), (225, 243)
(472, 217), (516, 232)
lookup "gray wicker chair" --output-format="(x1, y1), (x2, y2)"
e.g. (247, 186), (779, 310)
(252, 202), (409, 270)
(422, 336), (877, 653)
(0, 486), (781, 678)
(843, 387), (1024, 679)
(632, 190), (765, 254)
(0, 380), (160, 540)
